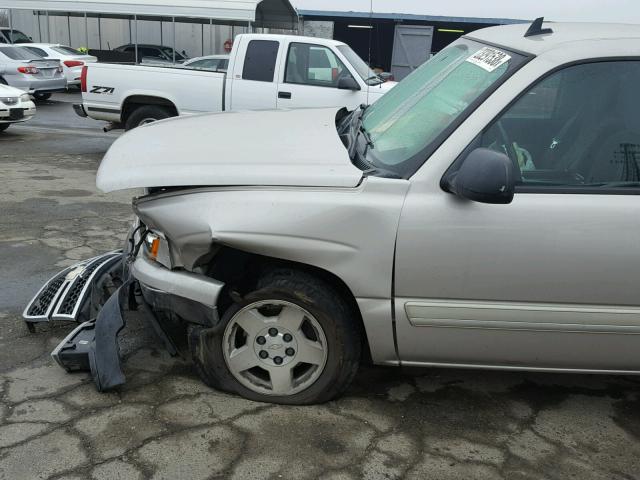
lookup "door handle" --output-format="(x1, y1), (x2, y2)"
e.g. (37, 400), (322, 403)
(278, 91), (292, 99)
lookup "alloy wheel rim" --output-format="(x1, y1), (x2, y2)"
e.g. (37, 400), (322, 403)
(222, 300), (328, 396)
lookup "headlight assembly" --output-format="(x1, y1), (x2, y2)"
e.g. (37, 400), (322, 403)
(0, 96), (19, 105)
(144, 231), (172, 269)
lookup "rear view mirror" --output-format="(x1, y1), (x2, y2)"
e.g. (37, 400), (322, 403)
(337, 75), (361, 91)
(443, 148), (515, 204)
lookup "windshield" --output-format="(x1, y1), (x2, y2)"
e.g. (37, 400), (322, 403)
(336, 45), (382, 85)
(360, 39), (526, 177)
(0, 46), (40, 60)
(1, 29), (31, 43)
(52, 45), (81, 56)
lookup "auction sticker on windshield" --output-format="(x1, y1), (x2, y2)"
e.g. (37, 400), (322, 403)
(466, 47), (511, 72)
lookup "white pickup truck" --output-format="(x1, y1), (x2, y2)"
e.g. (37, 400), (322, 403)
(74, 33), (396, 130)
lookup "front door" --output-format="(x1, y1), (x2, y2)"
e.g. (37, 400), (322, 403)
(276, 41), (362, 110)
(394, 60), (640, 372)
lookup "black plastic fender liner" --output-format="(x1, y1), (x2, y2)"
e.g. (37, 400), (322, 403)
(88, 282), (131, 391)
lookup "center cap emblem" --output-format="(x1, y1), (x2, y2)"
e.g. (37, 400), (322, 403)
(267, 344), (283, 350)
(65, 266), (86, 281)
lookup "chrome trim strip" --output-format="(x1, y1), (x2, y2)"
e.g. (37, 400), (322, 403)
(399, 360), (640, 375)
(405, 300), (640, 334)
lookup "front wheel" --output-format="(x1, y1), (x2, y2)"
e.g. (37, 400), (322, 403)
(190, 269), (362, 404)
(124, 105), (173, 130)
(0, 123), (10, 132)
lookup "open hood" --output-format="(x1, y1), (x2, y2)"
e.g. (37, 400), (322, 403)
(96, 108), (364, 193)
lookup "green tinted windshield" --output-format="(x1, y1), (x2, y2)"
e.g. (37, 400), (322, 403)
(361, 39), (525, 177)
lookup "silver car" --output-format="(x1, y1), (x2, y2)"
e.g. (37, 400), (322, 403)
(182, 54), (230, 72)
(25, 20), (640, 404)
(0, 45), (66, 100)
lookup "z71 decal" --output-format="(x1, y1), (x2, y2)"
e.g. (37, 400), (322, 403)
(90, 86), (115, 95)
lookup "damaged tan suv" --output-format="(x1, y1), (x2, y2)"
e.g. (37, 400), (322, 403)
(25, 19), (640, 404)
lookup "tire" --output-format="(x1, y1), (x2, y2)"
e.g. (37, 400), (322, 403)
(0, 123), (10, 132)
(125, 105), (172, 131)
(0, 77), (7, 85)
(190, 269), (362, 404)
(33, 92), (51, 101)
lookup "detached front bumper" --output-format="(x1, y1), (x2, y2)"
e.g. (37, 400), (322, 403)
(52, 283), (131, 390)
(25, 250), (225, 392)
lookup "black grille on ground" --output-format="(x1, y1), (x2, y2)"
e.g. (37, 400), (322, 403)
(55, 254), (119, 316)
(27, 275), (66, 317)
(56, 260), (101, 315)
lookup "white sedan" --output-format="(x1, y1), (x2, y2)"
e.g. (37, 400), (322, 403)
(0, 83), (36, 132)
(182, 54), (229, 72)
(22, 44), (97, 89)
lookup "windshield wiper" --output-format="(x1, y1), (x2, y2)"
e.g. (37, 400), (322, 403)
(359, 125), (374, 152)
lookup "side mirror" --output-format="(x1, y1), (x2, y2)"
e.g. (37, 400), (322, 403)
(337, 75), (361, 91)
(443, 148), (515, 204)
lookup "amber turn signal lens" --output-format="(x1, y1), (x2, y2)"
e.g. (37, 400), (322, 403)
(149, 237), (160, 260)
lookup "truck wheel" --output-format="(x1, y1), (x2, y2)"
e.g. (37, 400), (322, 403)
(125, 105), (172, 130)
(190, 269), (362, 405)
(33, 92), (51, 101)
(0, 124), (10, 132)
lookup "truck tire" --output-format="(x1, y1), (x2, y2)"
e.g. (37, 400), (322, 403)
(190, 269), (362, 405)
(0, 124), (10, 132)
(33, 92), (52, 101)
(0, 77), (7, 85)
(125, 105), (172, 131)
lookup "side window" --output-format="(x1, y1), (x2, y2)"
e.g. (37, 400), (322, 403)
(481, 61), (640, 189)
(242, 40), (279, 82)
(285, 43), (350, 88)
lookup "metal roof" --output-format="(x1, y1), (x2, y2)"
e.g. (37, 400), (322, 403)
(297, 9), (526, 25)
(1, 0), (298, 28)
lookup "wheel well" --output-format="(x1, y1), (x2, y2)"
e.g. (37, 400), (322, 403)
(204, 246), (373, 363)
(121, 95), (178, 123)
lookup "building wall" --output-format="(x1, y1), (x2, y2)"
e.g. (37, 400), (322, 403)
(302, 20), (333, 39)
(1, 9), (248, 56)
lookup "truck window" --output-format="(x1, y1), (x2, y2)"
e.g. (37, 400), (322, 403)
(242, 40), (279, 82)
(480, 61), (640, 190)
(285, 43), (349, 88)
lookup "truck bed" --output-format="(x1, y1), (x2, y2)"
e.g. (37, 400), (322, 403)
(82, 62), (226, 122)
